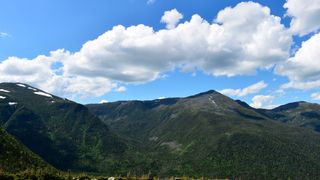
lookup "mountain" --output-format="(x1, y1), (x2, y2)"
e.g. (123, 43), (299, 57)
(0, 127), (53, 172)
(257, 101), (320, 132)
(3, 82), (320, 178)
(0, 82), (131, 173)
(88, 90), (269, 141)
(236, 100), (320, 132)
(88, 90), (320, 178)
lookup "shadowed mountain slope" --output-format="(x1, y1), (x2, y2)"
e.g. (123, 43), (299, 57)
(0, 127), (54, 172)
(0, 83), (128, 173)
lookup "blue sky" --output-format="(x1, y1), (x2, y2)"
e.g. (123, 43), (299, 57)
(0, 0), (289, 59)
(0, 0), (320, 107)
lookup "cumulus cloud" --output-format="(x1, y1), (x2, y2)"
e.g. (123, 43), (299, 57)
(284, 0), (320, 36)
(0, 49), (116, 97)
(276, 33), (320, 90)
(0, 2), (292, 98)
(220, 81), (267, 97)
(0, 50), (63, 91)
(65, 2), (291, 81)
(161, 9), (183, 29)
(250, 95), (276, 109)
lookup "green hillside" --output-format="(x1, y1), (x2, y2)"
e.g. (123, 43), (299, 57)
(0, 83), (130, 173)
(88, 90), (320, 178)
(3, 82), (320, 178)
(0, 127), (53, 172)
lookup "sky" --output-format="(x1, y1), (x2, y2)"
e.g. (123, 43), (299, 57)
(0, 0), (320, 108)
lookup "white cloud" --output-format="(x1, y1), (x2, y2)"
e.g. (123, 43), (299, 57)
(0, 32), (9, 37)
(0, 2), (292, 99)
(311, 93), (320, 100)
(147, 0), (156, 5)
(161, 9), (183, 29)
(274, 89), (286, 96)
(281, 80), (320, 90)
(64, 2), (291, 81)
(284, 0), (320, 36)
(250, 95), (276, 109)
(100, 99), (109, 104)
(115, 86), (126, 93)
(0, 50), (61, 90)
(276, 33), (320, 90)
(311, 92), (320, 100)
(0, 49), (116, 98)
(220, 81), (267, 97)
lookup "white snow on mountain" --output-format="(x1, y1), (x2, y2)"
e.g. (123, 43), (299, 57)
(28, 87), (37, 91)
(0, 89), (10, 93)
(16, 84), (26, 87)
(34, 91), (53, 98)
(8, 102), (17, 105)
(209, 96), (217, 106)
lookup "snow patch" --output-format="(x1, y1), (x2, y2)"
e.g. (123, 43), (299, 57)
(28, 87), (37, 91)
(209, 96), (217, 106)
(8, 102), (17, 106)
(0, 96), (6, 99)
(17, 84), (26, 87)
(34, 91), (53, 98)
(0, 89), (10, 93)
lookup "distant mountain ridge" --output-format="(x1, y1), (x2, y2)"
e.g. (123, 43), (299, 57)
(236, 100), (320, 132)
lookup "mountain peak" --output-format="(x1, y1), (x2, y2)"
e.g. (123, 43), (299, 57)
(186, 89), (219, 98)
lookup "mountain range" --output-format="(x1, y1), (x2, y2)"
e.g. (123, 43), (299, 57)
(2, 82), (320, 178)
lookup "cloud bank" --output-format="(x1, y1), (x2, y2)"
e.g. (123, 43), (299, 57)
(220, 81), (267, 97)
(0, 2), (293, 98)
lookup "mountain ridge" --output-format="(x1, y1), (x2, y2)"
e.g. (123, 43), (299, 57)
(3, 82), (320, 178)
(87, 87), (320, 178)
